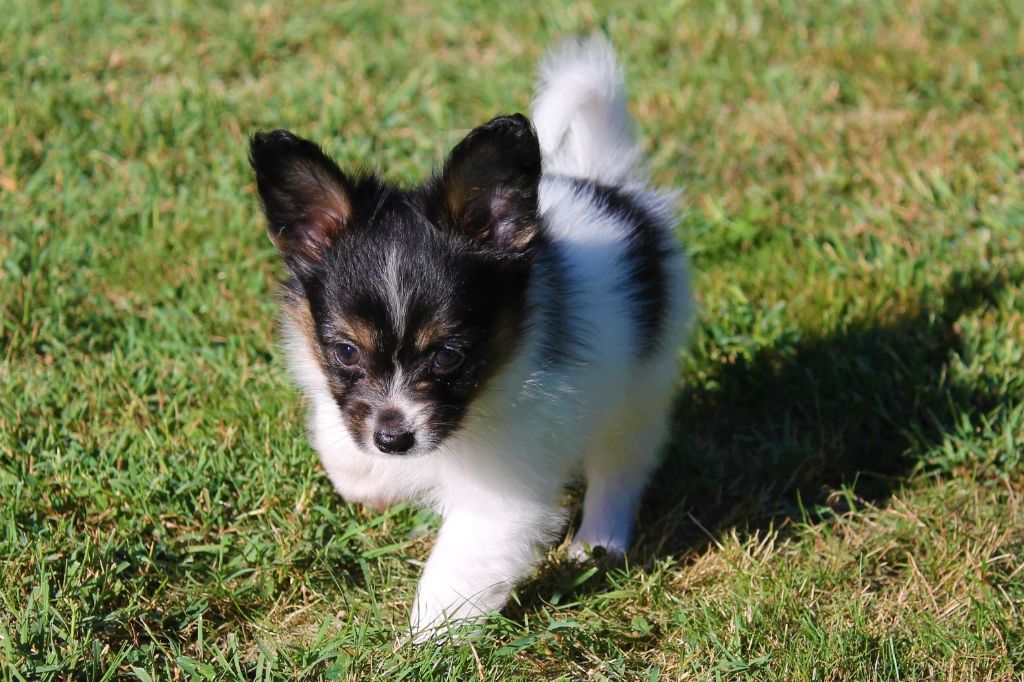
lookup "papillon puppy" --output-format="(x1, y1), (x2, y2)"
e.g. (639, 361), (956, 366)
(249, 36), (693, 638)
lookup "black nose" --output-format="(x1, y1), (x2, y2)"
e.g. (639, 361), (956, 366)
(373, 427), (415, 454)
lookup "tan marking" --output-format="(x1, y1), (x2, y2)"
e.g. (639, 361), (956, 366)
(336, 317), (377, 351)
(282, 294), (317, 348)
(281, 292), (335, 375)
(267, 159), (351, 263)
(415, 319), (457, 352)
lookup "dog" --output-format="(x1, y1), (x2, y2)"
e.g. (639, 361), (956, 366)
(248, 36), (693, 638)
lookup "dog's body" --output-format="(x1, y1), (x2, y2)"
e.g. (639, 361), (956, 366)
(250, 37), (693, 635)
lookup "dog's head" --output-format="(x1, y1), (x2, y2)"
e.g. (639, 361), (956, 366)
(250, 115), (541, 455)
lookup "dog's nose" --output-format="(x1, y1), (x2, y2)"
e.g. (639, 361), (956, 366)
(373, 427), (415, 454)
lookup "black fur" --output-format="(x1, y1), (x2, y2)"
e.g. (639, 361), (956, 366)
(569, 178), (673, 358)
(250, 117), (546, 453)
(427, 114), (542, 252)
(530, 233), (587, 367)
(250, 130), (359, 277)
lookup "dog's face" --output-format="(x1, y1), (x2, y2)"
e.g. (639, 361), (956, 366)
(250, 115), (541, 455)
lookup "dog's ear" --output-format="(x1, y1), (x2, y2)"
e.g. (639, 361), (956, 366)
(249, 130), (352, 271)
(436, 114), (542, 252)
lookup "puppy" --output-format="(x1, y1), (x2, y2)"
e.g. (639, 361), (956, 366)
(249, 36), (693, 637)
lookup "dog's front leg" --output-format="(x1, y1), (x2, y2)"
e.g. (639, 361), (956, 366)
(409, 501), (558, 639)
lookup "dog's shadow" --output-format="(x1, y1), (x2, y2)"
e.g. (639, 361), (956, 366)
(511, 266), (1012, 613)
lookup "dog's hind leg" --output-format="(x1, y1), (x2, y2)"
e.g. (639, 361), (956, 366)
(570, 398), (673, 560)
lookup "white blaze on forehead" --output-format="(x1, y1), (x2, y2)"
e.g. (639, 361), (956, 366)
(383, 365), (432, 431)
(374, 257), (437, 445)
(382, 246), (408, 339)
(385, 364), (406, 400)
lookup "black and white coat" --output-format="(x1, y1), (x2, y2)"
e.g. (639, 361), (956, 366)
(251, 36), (693, 637)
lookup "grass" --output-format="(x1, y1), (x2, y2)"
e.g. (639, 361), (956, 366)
(1, 0), (1022, 679)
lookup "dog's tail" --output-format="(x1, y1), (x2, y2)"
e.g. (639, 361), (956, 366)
(531, 35), (643, 186)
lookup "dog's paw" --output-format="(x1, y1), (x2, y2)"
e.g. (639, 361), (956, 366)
(567, 538), (626, 563)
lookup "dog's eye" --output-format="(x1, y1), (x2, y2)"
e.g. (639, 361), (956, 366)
(333, 342), (361, 367)
(431, 346), (465, 374)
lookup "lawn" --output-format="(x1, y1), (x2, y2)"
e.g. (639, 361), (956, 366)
(2, 1), (1023, 679)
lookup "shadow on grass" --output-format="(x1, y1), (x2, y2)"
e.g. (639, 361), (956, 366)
(512, 266), (1013, 612)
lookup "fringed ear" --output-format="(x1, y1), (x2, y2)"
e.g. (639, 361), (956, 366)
(437, 114), (542, 252)
(249, 129), (352, 273)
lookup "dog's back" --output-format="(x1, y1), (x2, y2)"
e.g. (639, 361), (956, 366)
(524, 36), (693, 415)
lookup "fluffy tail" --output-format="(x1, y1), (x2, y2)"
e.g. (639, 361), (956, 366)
(532, 36), (644, 185)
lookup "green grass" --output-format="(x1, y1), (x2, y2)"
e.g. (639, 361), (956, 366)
(2, 0), (1023, 679)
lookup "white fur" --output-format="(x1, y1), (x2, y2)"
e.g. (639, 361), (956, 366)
(382, 246), (407, 338)
(533, 34), (644, 186)
(284, 36), (694, 638)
